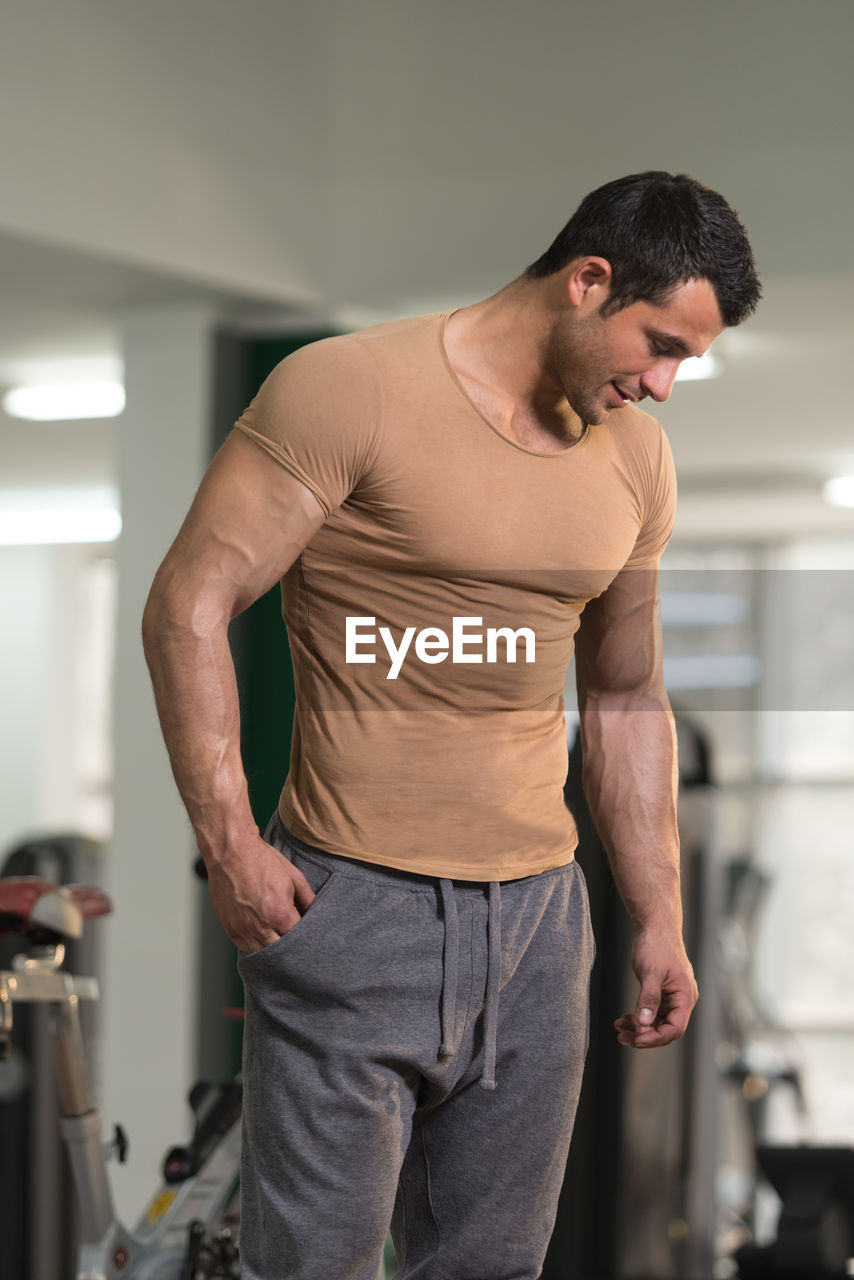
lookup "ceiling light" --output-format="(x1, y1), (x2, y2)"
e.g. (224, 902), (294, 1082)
(675, 353), (724, 382)
(823, 477), (854, 509)
(0, 488), (122, 545)
(3, 381), (125, 421)
(0, 506), (122, 545)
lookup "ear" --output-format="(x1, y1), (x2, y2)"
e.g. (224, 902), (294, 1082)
(566, 257), (613, 312)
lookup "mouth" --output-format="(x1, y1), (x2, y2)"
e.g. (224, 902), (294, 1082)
(610, 382), (635, 406)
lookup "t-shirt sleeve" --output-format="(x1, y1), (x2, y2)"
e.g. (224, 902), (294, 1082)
(623, 422), (677, 567)
(233, 336), (382, 517)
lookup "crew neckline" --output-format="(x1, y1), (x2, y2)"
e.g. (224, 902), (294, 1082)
(437, 311), (590, 459)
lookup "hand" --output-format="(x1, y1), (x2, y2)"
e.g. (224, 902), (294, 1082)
(204, 833), (315, 954)
(614, 927), (698, 1049)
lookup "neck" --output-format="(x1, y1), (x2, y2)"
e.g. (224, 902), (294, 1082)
(456, 277), (562, 395)
(445, 277), (585, 444)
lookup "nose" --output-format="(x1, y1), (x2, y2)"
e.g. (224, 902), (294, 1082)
(640, 360), (680, 403)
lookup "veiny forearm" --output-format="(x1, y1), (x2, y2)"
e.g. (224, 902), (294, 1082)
(573, 564), (697, 1045)
(142, 572), (257, 866)
(579, 687), (682, 935)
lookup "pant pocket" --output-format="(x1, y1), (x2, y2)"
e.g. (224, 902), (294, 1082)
(236, 845), (338, 973)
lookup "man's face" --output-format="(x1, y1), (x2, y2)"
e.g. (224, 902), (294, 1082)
(553, 277), (725, 426)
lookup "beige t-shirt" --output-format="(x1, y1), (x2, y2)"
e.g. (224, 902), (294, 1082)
(235, 312), (675, 880)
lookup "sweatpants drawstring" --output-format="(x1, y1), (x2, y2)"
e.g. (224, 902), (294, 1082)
(438, 878), (458, 1058)
(480, 881), (501, 1091)
(438, 877), (502, 1090)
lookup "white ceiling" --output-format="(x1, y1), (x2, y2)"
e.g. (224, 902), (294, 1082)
(0, 230), (304, 496)
(2, 0), (853, 542)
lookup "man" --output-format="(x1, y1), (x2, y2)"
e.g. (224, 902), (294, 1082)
(143, 171), (760, 1279)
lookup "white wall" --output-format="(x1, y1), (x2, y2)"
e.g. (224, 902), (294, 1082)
(0, 546), (53, 848)
(0, 541), (114, 852)
(103, 303), (216, 1221)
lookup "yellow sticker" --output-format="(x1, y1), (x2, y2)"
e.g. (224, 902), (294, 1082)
(145, 1189), (177, 1227)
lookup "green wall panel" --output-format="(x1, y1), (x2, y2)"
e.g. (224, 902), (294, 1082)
(234, 333), (335, 828)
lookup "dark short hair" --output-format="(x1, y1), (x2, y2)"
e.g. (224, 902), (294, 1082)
(524, 171), (761, 326)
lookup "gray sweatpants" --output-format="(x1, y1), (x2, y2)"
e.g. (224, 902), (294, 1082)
(238, 815), (595, 1280)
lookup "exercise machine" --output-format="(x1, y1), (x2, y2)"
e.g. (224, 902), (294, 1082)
(0, 876), (241, 1279)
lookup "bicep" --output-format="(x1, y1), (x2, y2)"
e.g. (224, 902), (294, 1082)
(575, 562), (665, 703)
(151, 429), (327, 621)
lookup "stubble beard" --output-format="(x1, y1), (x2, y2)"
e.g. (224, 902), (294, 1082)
(549, 314), (611, 427)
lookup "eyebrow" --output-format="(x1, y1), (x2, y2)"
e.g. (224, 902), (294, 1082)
(651, 330), (694, 358)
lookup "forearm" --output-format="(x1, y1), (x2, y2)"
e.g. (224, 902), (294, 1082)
(573, 563), (697, 1044)
(142, 573), (257, 867)
(578, 688), (682, 935)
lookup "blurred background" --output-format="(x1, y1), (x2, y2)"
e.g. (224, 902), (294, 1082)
(0, 2), (852, 1276)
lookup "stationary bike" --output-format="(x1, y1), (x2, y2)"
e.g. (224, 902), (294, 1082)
(0, 877), (241, 1279)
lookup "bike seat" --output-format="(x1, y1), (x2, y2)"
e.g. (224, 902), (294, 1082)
(0, 877), (113, 939)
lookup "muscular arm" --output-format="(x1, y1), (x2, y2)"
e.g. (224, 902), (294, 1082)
(574, 564), (697, 1048)
(142, 430), (326, 952)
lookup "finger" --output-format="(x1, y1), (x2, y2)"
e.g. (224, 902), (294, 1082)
(614, 1013), (644, 1045)
(277, 900), (303, 933)
(235, 925), (281, 954)
(631, 1023), (681, 1048)
(244, 893), (302, 950)
(253, 890), (303, 944)
(654, 998), (693, 1043)
(636, 983), (661, 1030)
(258, 926), (284, 948)
(616, 1004), (690, 1048)
(616, 1022), (668, 1048)
(290, 864), (316, 914)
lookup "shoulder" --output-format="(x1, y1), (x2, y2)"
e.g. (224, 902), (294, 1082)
(347, 311), (444, 346)
(600, 406), (675, 566)
(346, 311), (445, 373)
(268, 311), (442, 388)
(234, 329), (401, 514)
(604, 402), (670, 453)
(265, 331), (377, 388)
(601, 403), (675, 485)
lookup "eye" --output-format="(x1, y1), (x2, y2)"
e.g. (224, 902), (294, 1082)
(650, 339), (670, 357)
